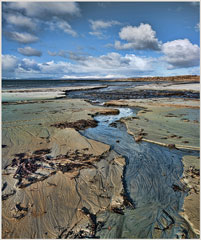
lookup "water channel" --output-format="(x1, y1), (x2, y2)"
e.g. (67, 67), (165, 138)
(81, 107), (199, 239)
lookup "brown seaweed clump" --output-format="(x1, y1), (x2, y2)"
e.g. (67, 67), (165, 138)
(3, 149), (103, 190)
(51, 119), (98, 131)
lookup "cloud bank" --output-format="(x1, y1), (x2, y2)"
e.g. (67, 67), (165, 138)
(2, 52), (153, 79)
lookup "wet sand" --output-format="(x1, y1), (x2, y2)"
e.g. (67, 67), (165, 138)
(2, 80), (200, 238)
(134, 82), (200, 92)
(105, 98), (200, 150)
(2, 97), (126, 238)
(2, 85), (107, 102)
(181, 155), (200, 235)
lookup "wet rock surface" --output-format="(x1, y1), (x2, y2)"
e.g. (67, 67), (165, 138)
(67, 89), (200, 102)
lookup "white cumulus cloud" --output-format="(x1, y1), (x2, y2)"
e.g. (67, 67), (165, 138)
(89, 20), (120, 31)
(5, 2), (80, 19)
(2, 55), (19, 73)
(89, 19), (121, 38)
(3, 2), (80, 40)
(162, 39), (200, 69)
(115, 23), (161, 50)
(18, 47), (42, 57)
(5, 14), (37, 32)
(4, 31), (39, 43)
(48, 50), (67, 58)
(50, 19), (78, 37)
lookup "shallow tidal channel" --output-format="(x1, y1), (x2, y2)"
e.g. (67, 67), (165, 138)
(81, 107), (199, 239)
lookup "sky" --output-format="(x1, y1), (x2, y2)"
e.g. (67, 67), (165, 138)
(2, 1), (200, 79)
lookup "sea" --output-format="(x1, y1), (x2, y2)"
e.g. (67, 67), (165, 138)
(2, 79), (137, 90)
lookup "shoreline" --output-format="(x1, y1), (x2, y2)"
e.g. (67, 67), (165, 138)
(1, 85), (108, 103)
(2, 84), (108, 93)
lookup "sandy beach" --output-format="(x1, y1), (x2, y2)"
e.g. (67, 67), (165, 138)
(2, 96), (127, 238)
(2, 79), (200, 239)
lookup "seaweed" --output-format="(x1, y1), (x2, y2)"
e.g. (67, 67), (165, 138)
(51, 119), (98, 131)
(33, 149), (51, 155)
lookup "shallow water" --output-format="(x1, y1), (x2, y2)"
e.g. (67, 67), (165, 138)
(82, 108), (199, 238)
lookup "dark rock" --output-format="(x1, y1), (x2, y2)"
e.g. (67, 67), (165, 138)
(109, 122), (117, 128)
(135, 135), (143, 142)
(111, 207), (124, 215)
(167, 144), (176, 149)
(122, 194), (135, 209)
(172, 184), (184, 192)
(170, 135), (177, 138)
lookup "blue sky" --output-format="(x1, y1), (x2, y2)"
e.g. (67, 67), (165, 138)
(2, 1), (200, 79)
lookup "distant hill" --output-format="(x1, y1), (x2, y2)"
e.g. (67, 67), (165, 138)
(110, 75), (200, 83)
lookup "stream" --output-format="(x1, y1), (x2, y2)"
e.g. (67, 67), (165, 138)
(81, 107), (199, 239)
